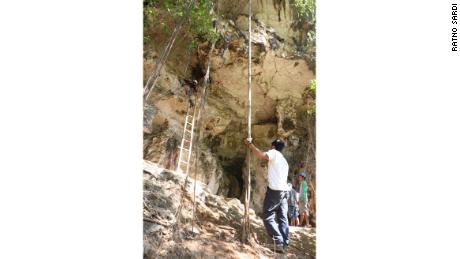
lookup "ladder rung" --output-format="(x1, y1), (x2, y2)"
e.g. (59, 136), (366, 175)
(185, 129), (192, 133)
(180, 148), (190, 152)
(180, 160), (188, 164)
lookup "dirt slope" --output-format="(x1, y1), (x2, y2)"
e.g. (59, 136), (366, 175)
(143, 161), (316, 258)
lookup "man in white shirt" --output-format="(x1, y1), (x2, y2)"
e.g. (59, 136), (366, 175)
(244, 138), (289, 253)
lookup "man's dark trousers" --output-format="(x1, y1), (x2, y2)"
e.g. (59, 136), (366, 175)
(263, 187), (289, 246)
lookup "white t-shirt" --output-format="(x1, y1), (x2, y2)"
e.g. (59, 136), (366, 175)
(265, 149), (289, 191)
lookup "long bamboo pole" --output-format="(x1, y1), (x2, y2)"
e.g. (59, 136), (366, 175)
(242, 0), (252, 243)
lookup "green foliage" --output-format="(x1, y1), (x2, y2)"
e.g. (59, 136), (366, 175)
(289, 0), (316, 73)
(309, 79), (316, 95)
(144, 35), (151, 45)
(291, 0), (315, 20)
(307, 79), (316, 114)
(144, 0), (220, 43)
(143, 0), (160, 25)
(189, 0), (220, 42)
(307, 103), (316, 115)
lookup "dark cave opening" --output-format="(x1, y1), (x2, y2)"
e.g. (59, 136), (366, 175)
(191, 64), (205, 80)
(221, 156), (245, 199)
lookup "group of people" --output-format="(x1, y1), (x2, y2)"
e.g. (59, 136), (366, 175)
(287, 173), (310, 227)
(244, 138), (312, 253)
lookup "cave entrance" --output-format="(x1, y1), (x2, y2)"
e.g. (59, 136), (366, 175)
(221, 156), (245, 199)
(191, 64), (205, 80)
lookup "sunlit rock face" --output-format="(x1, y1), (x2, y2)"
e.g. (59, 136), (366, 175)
(144, 0), (315, 215)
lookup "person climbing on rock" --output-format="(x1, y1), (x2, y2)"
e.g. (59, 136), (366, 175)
(182, 79), (198, 108)
(244, 138), (289, 253)
(298, 172), (310, 228)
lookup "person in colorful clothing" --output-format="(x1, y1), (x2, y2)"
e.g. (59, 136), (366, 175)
(287, 182), (299, 226)
(298, 172), (310, 227)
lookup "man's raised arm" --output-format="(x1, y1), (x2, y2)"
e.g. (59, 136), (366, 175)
(244, 138), (269, 161)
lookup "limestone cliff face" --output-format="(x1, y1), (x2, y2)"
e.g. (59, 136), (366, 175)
(144, 0), (315, 216)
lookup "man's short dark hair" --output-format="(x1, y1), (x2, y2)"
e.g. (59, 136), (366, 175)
(271, 139), (285, 152)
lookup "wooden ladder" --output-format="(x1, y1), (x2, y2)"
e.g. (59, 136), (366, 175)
(176, 111), (195, 174)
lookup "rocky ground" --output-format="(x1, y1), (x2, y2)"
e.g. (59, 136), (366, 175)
(143, 161), (316, 259)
